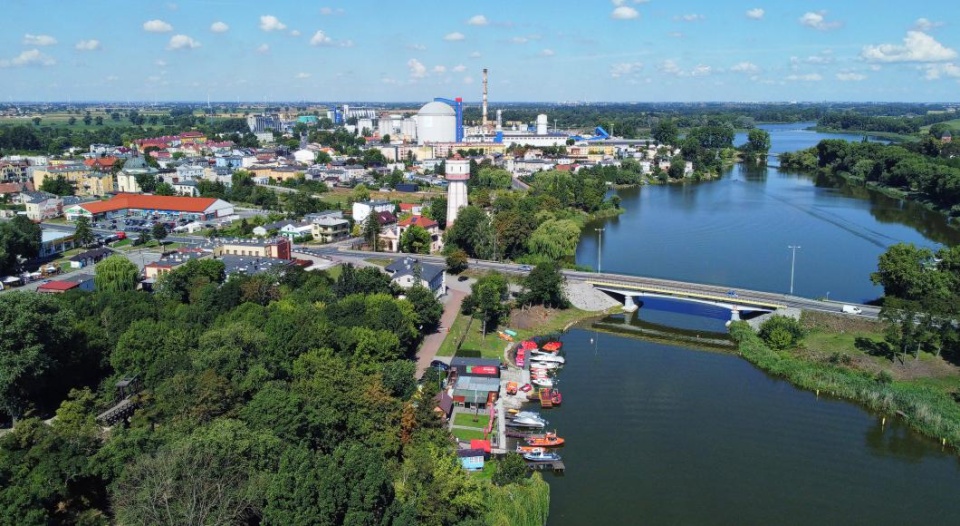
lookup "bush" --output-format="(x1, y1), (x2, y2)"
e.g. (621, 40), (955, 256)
(757, 315), (805, 350)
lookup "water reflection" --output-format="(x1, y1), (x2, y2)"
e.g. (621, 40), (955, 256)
(864, 419), (955, 464)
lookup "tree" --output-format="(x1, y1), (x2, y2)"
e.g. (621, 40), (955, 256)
(444, 206), (492, 259)
(39, 175), (75, 196)
(134, 172), (158, 193)
(462, 273), (508, 337)
(520, 262), (569, 309)
(403, 285), (444, 332)
(871, 243), (932, 300)
(74, 216), (95, 246)
(151, 222), (168, 244)
(400, 225), (432, 254)
(155, 182), (176, 196)
(428, 197), (448, 230)
(0, 215), (42, 275)
(94, 115), (103, 126)
(492, 452), (528, 486)
(352, 183), (371, 202)
(652, 119), (678, 146)
(0, 293), (75, 422)
(95, 255), (139, 292)
(284, 189), (321, 218)
(363, 210), (381, 251)
(747, 128), (772, 155)
(67, 116), (76, 125)
(446, 248), (468, 274)
(526, 219), (580, 261)
(31, 117), (41, 126)
(757, 315), (805, 351)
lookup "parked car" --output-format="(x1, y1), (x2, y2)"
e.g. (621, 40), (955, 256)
(429, 360), (450, 371)
(520, 265), (532, 272)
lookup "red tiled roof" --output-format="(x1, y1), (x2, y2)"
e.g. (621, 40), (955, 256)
(0, 183), (24, 194)
(78, 194), (220, 214)
(398, 216), (437, 228)
(399, 203), (416, 211)
(38, 281), (79, 291)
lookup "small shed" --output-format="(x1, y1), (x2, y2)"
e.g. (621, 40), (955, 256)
(452, 376), (500, 408)
(450, 357), (502, 379)
(434, 391), (453, 419)
(456, 448), (486, 471)
(69, 247), (114, 268)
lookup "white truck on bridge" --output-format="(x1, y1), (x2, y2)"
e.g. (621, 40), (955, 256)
(842, 305), (863, 315)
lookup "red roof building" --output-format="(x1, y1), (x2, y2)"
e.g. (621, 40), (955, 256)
(84, 157), (119, 171)
(65, 193), (235, 220)
(37, 280), (80, 293)
(397, 216), (438, 229)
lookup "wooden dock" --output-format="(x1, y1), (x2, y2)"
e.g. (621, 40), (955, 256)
(526, 460), (565, 473)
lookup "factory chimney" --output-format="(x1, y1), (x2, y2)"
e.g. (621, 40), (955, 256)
(482, 68), (489, 133)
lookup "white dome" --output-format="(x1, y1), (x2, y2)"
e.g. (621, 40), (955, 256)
(418, 101), (456, 116)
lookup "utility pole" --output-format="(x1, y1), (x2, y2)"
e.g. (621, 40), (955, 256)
(788, 245), (801, 295)
(595, 227), (605, 273)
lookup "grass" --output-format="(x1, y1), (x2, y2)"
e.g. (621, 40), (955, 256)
(452, 428), (487, 441)
(469, 461), (496, 481)
(323, 264), (343, 280)
(454, 413), (491, 429)
(111, 239), (131, 248)
(436, 311), (473, 357)
(364, 257), (395, 267)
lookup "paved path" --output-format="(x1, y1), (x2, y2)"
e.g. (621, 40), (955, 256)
(416, 289), (466, 377)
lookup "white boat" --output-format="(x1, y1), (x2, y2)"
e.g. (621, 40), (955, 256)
(514, 411), (544, 420)
(530, 361), (559, 370)
(531, 377), (555, 388)
(529, 354), (565, 364)
(507, 415), (547, 428)
(523, 450), (562, 462)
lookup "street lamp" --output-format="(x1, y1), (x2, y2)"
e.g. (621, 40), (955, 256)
(595, 227), (605, 274)
(788, 245), (801, 295)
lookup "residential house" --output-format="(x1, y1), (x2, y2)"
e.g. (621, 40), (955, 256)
(20, 191), (62, 221)
(384, 256), (446, 297)
(175, 163), (205, 181)
(456, 449), (485, 471)
(69, 247), (114, 268)
(398, 203), (423, 217)
(382, 216), (441, 253)
(214, 237), (292, 260)
(143, 249), (206, 280)
(171, 180), (199, 197)
(37, 274), (95, 294)
(29, 164), (113, 197)
(312, 216), (351, 243)
(115, 155), (159, 194)
(352, 200), (394, 224)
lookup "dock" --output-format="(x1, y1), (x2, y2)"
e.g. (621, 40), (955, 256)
(526, 460), (565, 473)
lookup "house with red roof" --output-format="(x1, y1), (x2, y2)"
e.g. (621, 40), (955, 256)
(381, 215), (442, 253)
(63, 193), (234, 221)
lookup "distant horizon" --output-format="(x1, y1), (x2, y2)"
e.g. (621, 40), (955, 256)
(3, 100), (959, 106)
(3, 1), (959, 102)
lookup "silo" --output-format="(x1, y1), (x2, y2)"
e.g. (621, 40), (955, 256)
(416, 101), (457, 144)
(536, 114), (548, 136)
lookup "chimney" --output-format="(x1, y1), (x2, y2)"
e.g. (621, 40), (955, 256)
(482, 68), (489, 133)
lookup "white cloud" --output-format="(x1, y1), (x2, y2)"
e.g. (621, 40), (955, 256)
(256, 44), (270, 54)
(675, 14), (704, 22)
(540, 48), (555, 57)
(730, 61), (759, 73)
(167, 34), (200, 50)
(433, 65), (447, 73)
(923, 63), (960, 80)
(611, 6), (639, 20)
(0, 49), (56, 68)
(862, 31), (956, 63)
(408, 58), (427, 78)
(690, 64), (712, 76)
(155, 59), (168, 67)
(510, 36), (528, 44)
(913, 18), (943, 32)
(319, 7), (344, 15)
(310, 30), (332, 46)
(469, 51), (482, 58)
(468, 15), (488, 26)
(463, 76), (474, 84)
(75, 39), (101, 51)
(611, 61), (643, 78)
(657, 59), (711, 77)
(23, 34), (57, 46)
(785, 73), (823, 81)
(407, 44), (427, 51)
(143, 19), (173, 32)
(295, 72), (311, 79)
(836, 72), (867, 81)
(259, 15), (287, 32)
(210, 21), (229, 33)
(659, 59), (682, 75)
(444, 32), (465, 41)
(669, 32), (684, 38)
(746, 8), (764, 20)
(799, 11), (841, 31)
(452, 64), (467, 72)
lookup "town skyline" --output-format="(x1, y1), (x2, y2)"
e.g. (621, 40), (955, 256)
(2, 0), (960, 103)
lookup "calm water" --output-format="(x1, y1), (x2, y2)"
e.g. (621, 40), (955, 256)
(576, 122), (960, 303)
(549, 125), (960, 524)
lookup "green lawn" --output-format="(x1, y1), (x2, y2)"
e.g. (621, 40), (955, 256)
(469, 461), (496, 480)
(451, 428), (487, 441)
(454, 413), (491, 429)
(364, 257), (395, 267)
(324, 264), (343, 280)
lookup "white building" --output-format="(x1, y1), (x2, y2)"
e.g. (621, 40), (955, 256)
(445, 155), (470, 227)
(416, 101), (457, 145)
(352, 200), (395, 224)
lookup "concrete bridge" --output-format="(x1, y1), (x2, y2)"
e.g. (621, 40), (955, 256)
(588, 280), (783, 321)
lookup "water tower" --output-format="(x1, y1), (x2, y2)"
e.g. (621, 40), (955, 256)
(445, 155), (470, 227)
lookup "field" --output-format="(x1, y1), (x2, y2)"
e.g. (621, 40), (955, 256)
(453, 413), (491, 429)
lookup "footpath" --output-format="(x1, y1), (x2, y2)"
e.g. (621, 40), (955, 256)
(415, 289), (466, 377)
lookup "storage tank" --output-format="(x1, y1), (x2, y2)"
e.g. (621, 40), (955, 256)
(416, 101), (457, 144)
(536, 114), (548, 136)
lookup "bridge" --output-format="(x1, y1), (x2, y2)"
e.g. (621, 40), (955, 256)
(304, 247), (881, 320)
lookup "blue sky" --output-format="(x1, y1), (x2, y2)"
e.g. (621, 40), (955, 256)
(2, 0), (959, 102)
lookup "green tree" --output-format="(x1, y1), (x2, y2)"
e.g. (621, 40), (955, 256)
(31, 117), (41, 126)
(871, 243), (933, 300)
(67, 116), (77, 125)
(94, 255), (139, 292)
(427, 197), (447, 230)
(492, 452), (529, 486)
(284, 189), (322, 218)
(747, 128), (772, 155)
(462, 272), (508, 337)
(526, 219), (580, 261)
(0, 293), (75, 422)
(155, 182), (176, 196)
(444, 206), (492, 259)
(39, 175), (75, 196)
(520, 261), (569, 309)
(0, 215), (42, 275)
(73, 216), (95, 246)
(652, 119), (679, 145)
(757, 315), (806, 351)
(151, 222), (168, 244)
(445, 248), (468, 274)
(352, 183), (371, 202)
(363, 210), (381, 251)
(403, 285), (444, 332)
(400, 225), (432, 254)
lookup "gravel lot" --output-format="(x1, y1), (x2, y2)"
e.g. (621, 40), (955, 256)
(565, 281), (620, 312)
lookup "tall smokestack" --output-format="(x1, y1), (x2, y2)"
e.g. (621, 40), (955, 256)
(482, 68), (489, 133)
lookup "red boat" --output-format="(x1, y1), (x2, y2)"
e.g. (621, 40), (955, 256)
(550, 389), (562, 406)
(541, 341), (562, 352)
(525, 431), (565, 448)
(516, 348), (526, 367)
(519, 340), (538, 351)
(519, 383), (533, 392)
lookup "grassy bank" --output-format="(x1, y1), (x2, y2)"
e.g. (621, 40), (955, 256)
(730, 320), (960, 450)
(812, 126), (917, 143)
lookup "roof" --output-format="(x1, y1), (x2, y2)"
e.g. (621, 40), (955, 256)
(219, 255), (292, 276)
(78, 194), (221, 214)
(453, 375), (500, 394)
(398, 216), (438, 229)
(419, 101), (455, 116)
(456, 448), (486, 458)
(376, 211), (397, 224)
(450, 357), (502, 368)
(38, 280), (80, 291)
(69, 247), (113, 261)
(434, 391), (453, 415)
(385, 257), (444, 284)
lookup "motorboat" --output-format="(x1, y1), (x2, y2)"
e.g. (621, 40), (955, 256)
(531, 377), (555, 388)
(523, 450), (562, 462)
(530, 348), (559, 355)
(513, 411), (544, 420)
(506, 381), (518, 395)
(525, 431), (565, 448)
(530, 361), (559, 370)
(516, 445), (544, 454)
(507, 415), (547, 428)
(542, 341), (563, 352)
(551, 389), (563, 406)
(529, 354), (565, 364)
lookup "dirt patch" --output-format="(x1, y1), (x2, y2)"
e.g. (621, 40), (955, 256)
(802, 310), (883, 333)
(509, 305), (554, 331)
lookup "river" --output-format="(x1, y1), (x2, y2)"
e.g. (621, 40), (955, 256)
(545, 124), (960, 524)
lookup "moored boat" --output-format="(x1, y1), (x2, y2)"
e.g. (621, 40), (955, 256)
(529, 354), (565, 364)
(523, 449), (562, 462)
(507, 415), (547, 428)
(551, 389), (563, 406)
(541, 341), (563, 352)
(531, 377), (554, 388)
(525, 431), (565, 447)
(516, 445), (544, 454)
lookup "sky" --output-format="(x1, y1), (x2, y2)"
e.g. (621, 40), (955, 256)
(2, 0), (959, 103)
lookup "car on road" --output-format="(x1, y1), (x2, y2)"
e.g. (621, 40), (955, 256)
(457, 275), (469, 282)
(429, 360), (450, 371)
(726, 290), (738, 298)
(519, 265), (532, 271)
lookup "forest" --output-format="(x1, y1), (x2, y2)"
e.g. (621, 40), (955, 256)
(0, 261), (547, 525)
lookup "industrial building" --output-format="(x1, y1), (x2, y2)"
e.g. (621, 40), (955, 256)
(64, 194), (235, 222)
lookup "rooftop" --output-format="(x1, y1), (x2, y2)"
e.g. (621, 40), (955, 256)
(78, 194), (221, 214)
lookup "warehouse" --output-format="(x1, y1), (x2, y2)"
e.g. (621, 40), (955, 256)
(64, 194), (234, 222)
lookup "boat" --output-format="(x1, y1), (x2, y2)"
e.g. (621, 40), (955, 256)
(525, 431), (565, 447)
(518, 340), (538, 352)
(542, 341), (563, 352)
(538, 388), (553, 408)
(551, 389), (563, 406)
(523, 450), (562, 462)
(506, 381), (518, 395)
(530, 348), (559, 355)
(530, 361), (559, 370)
(507, 416), (547, 428)
(529, 354), (565, 364)
(516, 349), (526, 367)
(530, 367), (555, 376)
(519, 383), (533, 392)
(507, 408), (520, 415)
(531, 377), (554, 388)
(516, 445), (544, 454)
(513, 411), (544, 420)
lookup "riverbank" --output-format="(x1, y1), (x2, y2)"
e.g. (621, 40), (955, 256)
(729, 320), (960, 452)
(811, 126), (916, 143)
